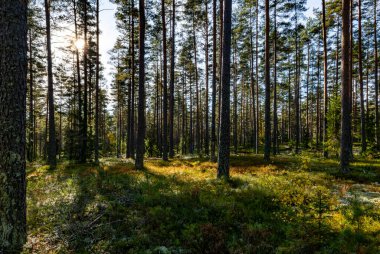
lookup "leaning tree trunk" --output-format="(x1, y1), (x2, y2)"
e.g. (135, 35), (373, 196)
(135, 0), (146, 169)
(217, 0), (232, 178)
(0, 1), (27, 251)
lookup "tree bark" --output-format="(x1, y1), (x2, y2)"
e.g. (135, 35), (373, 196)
(135, 0), (146, 169)
(211, 0), (217, 162)
(45, 0), (57, 167)
(264, 0), (271, 161)
(358, 0), (366, 153)
(162, 0), (168, 161)
(341, 0), (351, 172)
(322, 0), (328, 157)
(0, 0), (27, 250)
(217, 0), (232, 178)
(169, 0), (176, 158)
(95, 0), (100, 163)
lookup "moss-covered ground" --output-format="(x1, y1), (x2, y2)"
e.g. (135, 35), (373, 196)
(23, 154), (380, 253)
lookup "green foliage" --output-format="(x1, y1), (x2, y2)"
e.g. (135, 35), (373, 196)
(24, 156), (380, 253)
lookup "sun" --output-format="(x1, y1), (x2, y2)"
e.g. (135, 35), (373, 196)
(74, 39), (85, 50)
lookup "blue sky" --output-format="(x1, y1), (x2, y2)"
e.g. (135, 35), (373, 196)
(99, 0), (321, 86)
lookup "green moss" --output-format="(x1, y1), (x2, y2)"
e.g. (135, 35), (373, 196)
(23, 156), (380, 253)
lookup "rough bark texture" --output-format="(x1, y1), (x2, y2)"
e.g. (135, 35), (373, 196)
(135, 0), (146, 170)
(0, 0), (27, 251)
(341, 0), (351, 172)
(217, 0), (232, 178)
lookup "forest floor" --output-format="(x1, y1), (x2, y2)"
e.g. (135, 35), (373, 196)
(23, 153), (380, 254)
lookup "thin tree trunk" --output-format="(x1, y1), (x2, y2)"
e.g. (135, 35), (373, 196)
(273, 1), (278, 155)
(358, 0), (366, 152)
(45, 0), (57, 167)
(82, 0), (88, 162)
(375, 0), (379, 148)
(264, 0), (271, 161)
(135, 0), (146, 169)
(28, 28), (34, 162)
(341, 0), (351, 172)
(322, 0), (328, 158)
(95, 0), (100, 163)
(205, 0), (210, 156)
(211, 0), (217, 161)
(162, 0), (168, 161)
(169, 0), (176, 158)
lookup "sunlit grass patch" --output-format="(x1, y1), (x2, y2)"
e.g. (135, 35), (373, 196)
(24, 155), (380, 253)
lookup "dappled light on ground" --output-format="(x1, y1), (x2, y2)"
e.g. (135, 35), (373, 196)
(24, 155), (380, 253)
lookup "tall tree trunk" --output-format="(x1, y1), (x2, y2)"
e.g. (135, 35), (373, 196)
(45, 0), (57, 167)
(358, 0), (366, 152)
(95, 0), (100, 163)
(255, 0), (259, 154)
(322, 0), (329, 158)
(294, 3), (300, 154)
(0, 1), (27, 250)
(73, 0), (82, 156)
(375, 0), (379, 148)
(28, 29), (35, 162)
(217, 0), (224, 148)
(193, 17), (201, 156)
(217, 0), (232, 178)
(233, 41), (238, 154)
(273, 0), (278, 155)
(341, 0), (351, 172)
(81, 0), (88, 162)
(162, 0), (168, 161)
(211, 0), (217, 162)
(130, 0), (136, 158)
(305, 42), (310, 147)
(135, 0), (146, 169)
(264, 0), (271, 161)
(169, 0), (176, 158)
(205, 0), (210, 156)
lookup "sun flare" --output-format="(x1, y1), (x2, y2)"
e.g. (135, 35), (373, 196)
(74, 39), (85, 50)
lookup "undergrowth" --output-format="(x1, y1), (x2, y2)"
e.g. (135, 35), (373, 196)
(23, 155), (380, 253)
